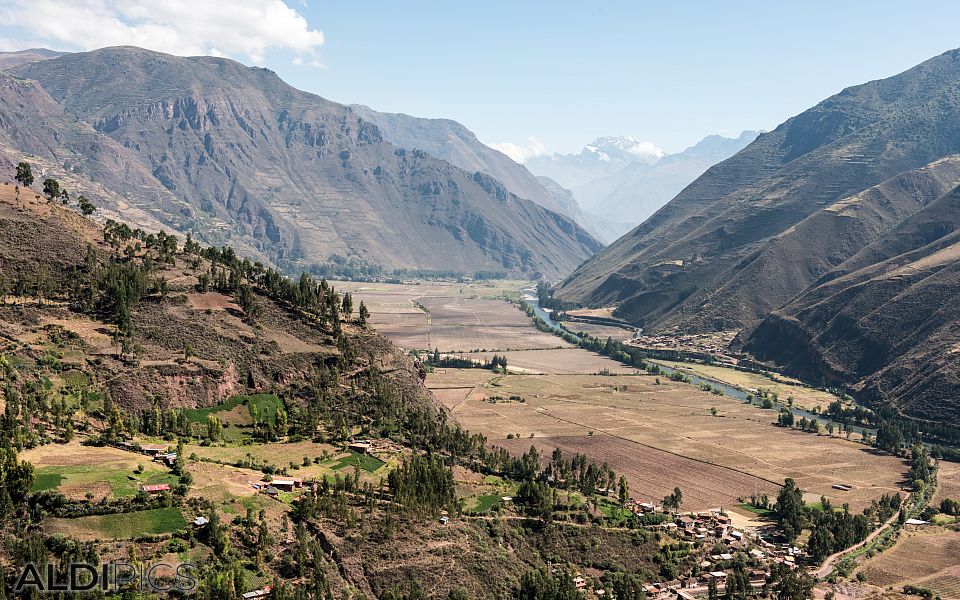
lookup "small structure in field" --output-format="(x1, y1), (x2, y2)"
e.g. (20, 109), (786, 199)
(269, 478), (303, 491)
(348, 441), (373, 454)
(141, 484), (171, 494)
(140, 444), (168, 456)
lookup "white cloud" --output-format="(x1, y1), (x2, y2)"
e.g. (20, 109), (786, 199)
(489, 137), (547, 164)
(0, 0), (325, 66)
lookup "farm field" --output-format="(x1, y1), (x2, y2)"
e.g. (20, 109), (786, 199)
(651, 359), (845, 412)
(22, 441), (177, 501)
(460, 348), (636, 375)
(428, 370), (907, 512)
(333, 280), (566, 352)
(45, 507), (188, 541)
(855, 527), (960, 599)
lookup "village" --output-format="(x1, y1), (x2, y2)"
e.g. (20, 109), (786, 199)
(123, 436), (809, 599)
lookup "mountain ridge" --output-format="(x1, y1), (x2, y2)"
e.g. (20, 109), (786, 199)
(4, 46), (600, 278)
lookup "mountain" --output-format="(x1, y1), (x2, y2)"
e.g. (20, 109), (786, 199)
(526, 133), (758, 242)
(742, 180), (960, 424)
(586, 132), (761, 239)
(3, 46), (599, 278)
(526, 136), (664, 195)
(556, 48), (960, 333)
(0, 48), (67, 70)
(348, 105), (557, 210)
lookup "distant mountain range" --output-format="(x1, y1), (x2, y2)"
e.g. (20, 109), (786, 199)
(0, 46), (600, 278)
(526, 132), (759, 241)
(556, 47), (960, 422)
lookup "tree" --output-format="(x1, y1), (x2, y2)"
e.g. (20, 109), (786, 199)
(770, 563), (813, 600)
(775, 478), (807, 543)
(358, 300), (370, 326)
(42, 177), (61, 202)
(78, 194), (96, 215)
(341, 292), (353, 318)
(618, 474), (629, 506)
(15, 162), (33, 187)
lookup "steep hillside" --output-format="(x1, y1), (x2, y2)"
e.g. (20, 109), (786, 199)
(556, 48), (960, 331)
(349, 105), (558, 211)
(6, 47), (599, 278)
(743, 183), (960, 424)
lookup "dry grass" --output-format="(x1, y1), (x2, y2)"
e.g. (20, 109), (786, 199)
(856, 528), (960, 598)
(459, 348), (635, 375)
(430, 370), (907, 511)
(653, 360), (845, 412)
(332, 280), (564, 352)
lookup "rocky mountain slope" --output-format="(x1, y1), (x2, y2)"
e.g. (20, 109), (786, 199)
(349, 105), (557, 210)
(3, 46), (599, 278)
(742, 181), (960, 423)
(556, 48), (960, 332)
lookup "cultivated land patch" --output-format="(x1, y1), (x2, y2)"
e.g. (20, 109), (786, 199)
(652, 359), (845, 412)
(333, 280), (564, 352)
(460, 348), (635, 375)
(856, 527), (960, 599)
(22, 441), (176, 501)
(428, 370), (907, 511)
(45, 507), (187, 541)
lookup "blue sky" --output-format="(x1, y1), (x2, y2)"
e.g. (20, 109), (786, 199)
(3, 1), (960, 157)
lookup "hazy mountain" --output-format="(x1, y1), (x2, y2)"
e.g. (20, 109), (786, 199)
(556, 48), (960, 333)
(5, 47), (599, 278)
(743, 178), (960, 423)
(0, 48), (67, 70)
(526, 136), (664, 194)
(588, 132), (761, 237)
(526, 132), (759, 242)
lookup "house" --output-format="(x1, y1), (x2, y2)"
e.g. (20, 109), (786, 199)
(749, 570), (767, 583)
(141, 484), (171, 494)
(158, 453), (178, 466)
(708, 572), (727, 585)
(269, 478), (302, 491)
(348, 441), (372, 454)
(192, 516), (209, 528)
(262, 486), (279, 497)
(439, 516), (449, 525)
(574, 576), (587, 590)
(904, 518), (928, 526)
(730, 530), (744, 541)
(140, 444), (168, 456)
(241, 586), (272, 600)
(676, 590), (696, 600)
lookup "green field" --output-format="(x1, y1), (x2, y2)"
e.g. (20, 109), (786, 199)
(245, 394), (285, 425)
(468, 494), (502, 513)
(49, 508), (187, 539)
(737, 503), (775, 518)
(331, 451), (386, 473)
(182, 396), (247, 423)
(31, 464), (177, 498)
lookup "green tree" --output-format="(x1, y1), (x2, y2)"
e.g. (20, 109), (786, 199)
(775, 478), (807, 543)
(15, 161), (33, 187)
(42, 177), (61, 202)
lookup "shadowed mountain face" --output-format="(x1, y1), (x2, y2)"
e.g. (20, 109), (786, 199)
(743, 183), (960, 423)
(4, 47), (599, 278)
(556, 48), (960, 332)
